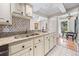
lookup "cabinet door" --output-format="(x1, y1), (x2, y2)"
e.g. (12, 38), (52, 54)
(53, 35), (57, 46)
(34, 43), (44, 56)
(11, 3), (25, 15)
(44, 35), (50, 54)
(0, 3), (12, 24)
(49, 34), (54, 50)
(11, 46), (33, 56)
(25, 4), (32, 16)
(25, 46), (33, 56)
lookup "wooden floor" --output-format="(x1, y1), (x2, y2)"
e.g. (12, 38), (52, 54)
(67, 40), (77, 51)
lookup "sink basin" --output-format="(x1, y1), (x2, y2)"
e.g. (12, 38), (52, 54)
(14, 33), (39, 39)
(14, 34), (29, 39)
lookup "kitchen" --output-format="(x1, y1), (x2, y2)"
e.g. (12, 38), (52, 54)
(0, 3), (79, 56)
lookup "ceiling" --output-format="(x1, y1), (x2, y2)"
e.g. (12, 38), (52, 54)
(31, 3), (79, 17)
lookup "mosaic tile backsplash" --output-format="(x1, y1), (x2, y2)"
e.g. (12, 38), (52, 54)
(0, 17), (30, 32)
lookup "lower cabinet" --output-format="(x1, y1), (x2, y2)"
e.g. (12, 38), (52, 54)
(53, 34), (57, 46)
(11, 46), (33, 56)
(9, 39), (33, 56)
(9, 33), (57, 56)
(34, 37), (44, 56)
(49, 34), (54, 50)
(44, 35), (50, 54)
(34, 43), (44, 56)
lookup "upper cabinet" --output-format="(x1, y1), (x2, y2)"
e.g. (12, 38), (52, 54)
(25, 4), (32, 17)
(0, 3), (33, 25)
(11, 3), (32, 19)
(0, 3), (12, 25)
(11, 3), (25, 16)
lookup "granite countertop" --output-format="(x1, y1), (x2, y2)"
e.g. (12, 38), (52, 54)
(0, 31), (35, 38)
(0, 32), (52, 46)
(0, 30), (47, 38)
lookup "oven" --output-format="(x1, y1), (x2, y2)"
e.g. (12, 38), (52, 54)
(0, 44), (9, 56)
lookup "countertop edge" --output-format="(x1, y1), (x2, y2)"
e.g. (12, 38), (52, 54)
(0, 32), (52, 46)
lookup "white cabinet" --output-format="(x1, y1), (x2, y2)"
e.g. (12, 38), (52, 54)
(11, 3), (32, 17)
(9, 33), (56, 56)
(11, 3), (25, 15)
(44, 35), (50, 54)
(34, 43), (44, 56)
(34, 37), (44, 56)
(53, 37), (57, 46)
(0, 3), (12, 25)
(24, 46), (33, 56)
(49, 34), (54, 50)
(9, 39), (33, 56)
(11, 3), (32, 20)
(53, 33), (57, 46)
(25, 4), (32, 17)
(11, 46), (33, 56)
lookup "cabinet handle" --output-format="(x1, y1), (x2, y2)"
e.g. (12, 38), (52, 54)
(22, 46), (25, 48)
(34, 46), (37, 48)
(39, 40), (40, 42)
(29, 48), (32, 51)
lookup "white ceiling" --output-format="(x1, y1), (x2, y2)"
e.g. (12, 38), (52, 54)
(64, 3), (79, 11)
(31, 3), (79, 17)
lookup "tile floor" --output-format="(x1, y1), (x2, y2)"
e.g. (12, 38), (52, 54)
(47, 45), (77, 56)
(47, 37), (79, 56)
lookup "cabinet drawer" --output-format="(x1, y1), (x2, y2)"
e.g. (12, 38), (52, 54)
(24, 40), (33, 48)
(9, 39), (33, 55)
(34, 37), (43, 44)
(44, 35), (50, 40)
(11, 46), (33, 56)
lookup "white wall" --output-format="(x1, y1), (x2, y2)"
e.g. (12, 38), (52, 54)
(69, 19), (75, 32)
(30, 20), (41, 30)
(30, 13), (48, 31)
(47, 16), (58, 33)
(40, 19), (48, 31)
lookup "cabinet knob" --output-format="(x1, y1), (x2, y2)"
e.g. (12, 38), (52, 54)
(39, 40), (40, 42)
(22, 46), (25, 48)
(6, 20), (9, 23)
(30, 48), (32, 51)
(35, 46), (36, 48)
(21, 12), (23, 15)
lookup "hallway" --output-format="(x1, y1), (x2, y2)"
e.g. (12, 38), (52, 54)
(47, 37), (79, 56)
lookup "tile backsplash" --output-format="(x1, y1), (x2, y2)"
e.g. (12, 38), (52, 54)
(0, 17), (30, 32)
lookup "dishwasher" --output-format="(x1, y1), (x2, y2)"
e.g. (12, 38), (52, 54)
(0, 44), (9, 56)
